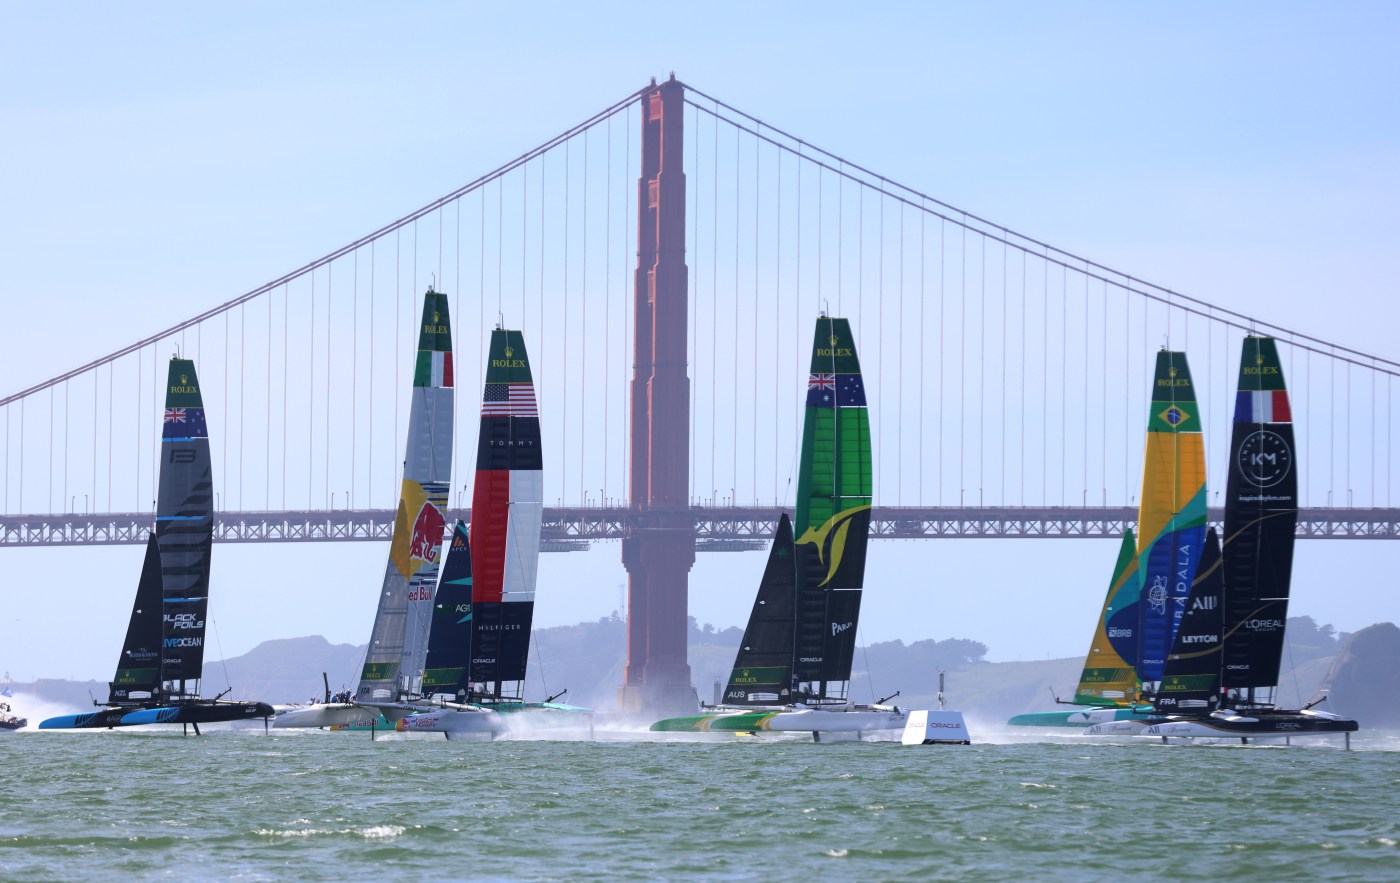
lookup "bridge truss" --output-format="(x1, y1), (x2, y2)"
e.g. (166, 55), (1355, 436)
(5, 505), (1398, 548)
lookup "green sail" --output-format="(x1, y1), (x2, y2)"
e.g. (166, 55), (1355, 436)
(792, 316), (872, 700)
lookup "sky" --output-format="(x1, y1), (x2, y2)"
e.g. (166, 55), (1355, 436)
(2, 3), (1398, 687)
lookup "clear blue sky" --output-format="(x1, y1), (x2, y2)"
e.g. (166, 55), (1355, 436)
(2, 3), (1397, 687)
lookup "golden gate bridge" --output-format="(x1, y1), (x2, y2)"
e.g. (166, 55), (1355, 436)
(3, 77), (1396, 706)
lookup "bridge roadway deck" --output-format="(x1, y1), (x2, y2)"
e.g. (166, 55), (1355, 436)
(2, 506), (1399, 547)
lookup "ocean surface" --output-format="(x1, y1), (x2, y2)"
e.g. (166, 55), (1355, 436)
(2, 720), (1398, 882)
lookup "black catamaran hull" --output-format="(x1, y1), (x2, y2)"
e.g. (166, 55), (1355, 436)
(121, 701), (275, 725)
(1145, 709), (1358, 738)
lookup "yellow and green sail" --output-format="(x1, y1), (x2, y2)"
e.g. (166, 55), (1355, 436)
(1073, 529), (1142, 705)
(1129, 350), (1208, 685)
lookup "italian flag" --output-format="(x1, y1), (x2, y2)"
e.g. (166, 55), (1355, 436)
(415, 350), (454, 388)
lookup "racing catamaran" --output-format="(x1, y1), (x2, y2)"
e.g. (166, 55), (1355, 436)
(274, 289), (455, 730)
(41, 357), (273, 731)
(401, 328), (590, 739)
(1137, 337), (1358, 743)
(651, 315), (969, 742)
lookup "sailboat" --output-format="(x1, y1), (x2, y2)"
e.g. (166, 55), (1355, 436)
(650, 315), (970, 742)
(41, 357), (274, 731)
(401, 328), (590, 739)
(274, 288), (455, 730)
(1140, 337), (1358, 742)
(1011, 350), (1206, 732)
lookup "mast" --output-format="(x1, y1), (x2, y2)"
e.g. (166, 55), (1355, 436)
(1134, 350), (1207, 694)
(792, 316), (872, 704)
(357, 289), (454, 703)
(157, 357), (213, 701)
(1220, 336), (1297, 706)
(468, 328), (543, 701)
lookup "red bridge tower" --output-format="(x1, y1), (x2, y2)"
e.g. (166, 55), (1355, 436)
(619, 76), (696, 713)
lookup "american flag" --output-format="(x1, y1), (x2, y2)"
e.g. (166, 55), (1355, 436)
(482, 383), (538, 417)
(163, 408), (187, 423)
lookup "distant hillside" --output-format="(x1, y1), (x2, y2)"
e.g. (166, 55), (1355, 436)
(1320, 622), (1400, 728)
(8, 615), (1391, 724)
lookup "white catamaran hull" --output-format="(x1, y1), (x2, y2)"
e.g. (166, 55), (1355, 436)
(652, 704), (964, 742)
(397, 707), (502, 738)
(762, 707), (910, 737)
(1083, 718), (1159, 736)
(271, 703), (373, 729)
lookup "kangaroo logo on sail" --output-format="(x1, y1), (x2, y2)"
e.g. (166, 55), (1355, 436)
(796, 505), (872, 588)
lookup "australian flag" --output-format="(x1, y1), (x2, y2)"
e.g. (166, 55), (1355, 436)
(162, 407), (208, 440)
(835, 374), (866, 407)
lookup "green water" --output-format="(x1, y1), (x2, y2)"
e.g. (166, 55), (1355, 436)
(2, 728), (1398, 881)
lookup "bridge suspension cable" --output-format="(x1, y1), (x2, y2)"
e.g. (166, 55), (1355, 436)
(2, 78), (1395, 534)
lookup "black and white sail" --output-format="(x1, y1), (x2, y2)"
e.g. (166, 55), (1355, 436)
(1220, 336), (1297, 704)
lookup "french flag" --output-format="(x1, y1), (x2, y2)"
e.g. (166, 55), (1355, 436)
(1234, 389), (1292, 424)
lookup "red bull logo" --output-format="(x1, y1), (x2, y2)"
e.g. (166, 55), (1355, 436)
(408, 502), (445, 564)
